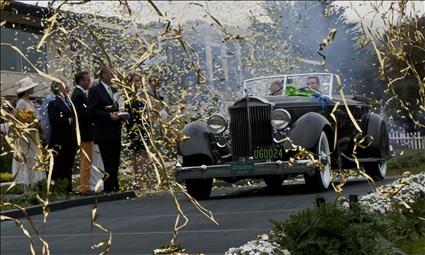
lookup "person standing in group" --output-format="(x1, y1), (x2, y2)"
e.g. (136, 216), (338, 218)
(88, 66), (122, 193)
(12, 77), (46, 187)
(147, 74), (168, 120)
(125, 73), (148, 175)
(48, 81), (77, 193)
(71, 71), (94, 195)
(37, 81), (61, 146)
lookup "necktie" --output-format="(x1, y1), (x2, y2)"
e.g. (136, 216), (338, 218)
(107, 86), (114, 99)
(107, 86), (118, 107)
(61, 97), (71, 110)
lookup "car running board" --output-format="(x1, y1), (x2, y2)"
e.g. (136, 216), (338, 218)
(341, 153), (383, 163)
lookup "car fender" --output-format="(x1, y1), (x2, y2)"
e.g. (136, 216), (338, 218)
(359, 113), (390, 159)
(288, 112), (334, 150)
(178, 120), (215, 163)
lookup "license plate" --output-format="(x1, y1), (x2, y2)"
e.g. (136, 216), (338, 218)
(230, 161), (255, 174)
(253, 147), (284, 160)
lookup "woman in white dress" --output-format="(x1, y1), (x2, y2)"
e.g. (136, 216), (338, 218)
(11, 77), (46, 186)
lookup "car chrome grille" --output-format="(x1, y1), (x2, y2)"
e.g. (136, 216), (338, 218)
(229, 102), (273, 159)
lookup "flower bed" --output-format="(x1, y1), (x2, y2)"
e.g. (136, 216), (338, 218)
(225, 173), (425, 255)
(359, 172), (425, 214)
(225, 234), (290, 255)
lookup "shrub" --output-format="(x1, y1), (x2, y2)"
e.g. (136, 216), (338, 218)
(0, 172), (13, 182)
(388, 149), (425, 170)
(270, 198), (425, 255)
(0, 154), (13, 174)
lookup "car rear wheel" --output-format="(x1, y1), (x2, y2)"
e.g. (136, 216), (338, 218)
(304, 131), (331, 192)
(364, 161), (387, 181)
(264, 176), (284, 192)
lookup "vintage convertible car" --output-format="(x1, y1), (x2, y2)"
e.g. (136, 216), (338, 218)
(176, 73), (392, 199)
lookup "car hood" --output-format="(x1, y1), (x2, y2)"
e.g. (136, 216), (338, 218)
(263, 95), (324, 107)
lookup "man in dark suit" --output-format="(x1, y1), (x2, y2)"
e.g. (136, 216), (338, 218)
(48, 81), (77, 193)
(88, 66), (122, 192)
(71, 71), (93, 194)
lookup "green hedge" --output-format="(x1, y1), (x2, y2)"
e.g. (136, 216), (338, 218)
(388, 149), (425, 170)
(0, 154), (13, 174)
(0, 137), (13, 173)
(270, 198), (425, 255)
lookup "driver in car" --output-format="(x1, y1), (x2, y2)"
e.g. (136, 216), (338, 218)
(306, 76), (320, 92)
(270, 80), (283, 96)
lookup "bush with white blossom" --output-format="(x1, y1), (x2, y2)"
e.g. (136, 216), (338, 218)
(225, 234), (291, 255)
(359, 172), (425, 214)
(225, 173), (425, 255)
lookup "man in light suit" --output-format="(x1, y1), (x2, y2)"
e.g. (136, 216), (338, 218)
(88, 66), (122, 192)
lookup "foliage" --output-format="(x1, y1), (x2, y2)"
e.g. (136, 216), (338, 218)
(395, 238), (425, 255)
(388, 149), (425, 170)
(247, 7), (299, 77)
(0, 183), (25, 194)
(0, 172), (13, 182)
(251, 1), (385, 97)
(269, 197), (425, 255)
(0, 137), (13, 173)
(388, 166), (425, 176)
(1, 179), (82, 212)
(381, 15), (425, 131)
(356, 1), (425, 129)
(225, 234), (290, 255)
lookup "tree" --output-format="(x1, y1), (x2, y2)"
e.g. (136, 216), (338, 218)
(249, 1), (385, 97)
(377, 16), (425, 131)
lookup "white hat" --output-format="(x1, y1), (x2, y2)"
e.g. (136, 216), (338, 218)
(16, 77), (38, 94)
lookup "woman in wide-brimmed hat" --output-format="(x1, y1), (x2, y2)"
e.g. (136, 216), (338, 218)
(11, 77), (46, 186)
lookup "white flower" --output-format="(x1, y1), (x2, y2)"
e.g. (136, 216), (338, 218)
(226, 173), (425, 255)
(359, 173), (425, 214)
(224, 234), (290, 255)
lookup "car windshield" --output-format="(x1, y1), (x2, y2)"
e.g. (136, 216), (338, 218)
(243, 73), (336, 97)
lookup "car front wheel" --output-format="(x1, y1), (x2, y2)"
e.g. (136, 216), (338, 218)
(304, 131), (332, 192)
(185, 178), (213, 200)
(364, 161), (387, 181)
(264, 176), (284, 192)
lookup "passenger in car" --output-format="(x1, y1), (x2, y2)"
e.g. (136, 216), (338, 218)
(306, 76), (320, 91)
(270, 80), (283, 96)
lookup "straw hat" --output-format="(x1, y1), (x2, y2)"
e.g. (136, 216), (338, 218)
(16, 77), (38, 94)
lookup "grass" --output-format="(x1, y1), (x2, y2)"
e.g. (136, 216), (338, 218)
(0, 183), (25, 194)
(387, 166), (424, 176)
(387, 149), (425, 176)
(1, 200), (32, 211)
(1, 190), (82, 212)
(0, 178), (84, 212)
(0, 172), (13, 182)
(395, 238), (425, 255)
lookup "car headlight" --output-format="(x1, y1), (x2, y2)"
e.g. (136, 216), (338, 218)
(271, 109), (291, 129)
(207, 114), (228, 134)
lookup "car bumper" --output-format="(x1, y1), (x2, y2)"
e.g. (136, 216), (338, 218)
(175, 159), (317, 181)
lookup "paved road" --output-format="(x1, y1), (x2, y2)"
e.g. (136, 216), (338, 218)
(1, 177), (396, 255)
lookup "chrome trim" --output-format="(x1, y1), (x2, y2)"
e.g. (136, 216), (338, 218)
(271, 109), (291, 130)
(247, 98), (253, 154)
(243, 73), (335, 98)
(207, 114), (228, 134)
(341, 153), (384, 163)
(175, 159), (315, 181)
(233, 96), (274, 106)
